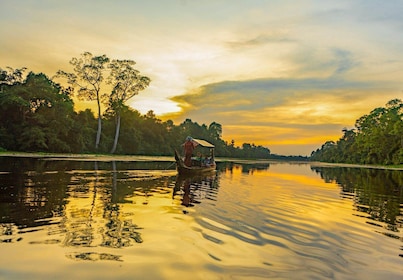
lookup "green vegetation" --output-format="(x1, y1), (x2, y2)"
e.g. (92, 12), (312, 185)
(2, 56), (401, 163)
(311, 99), (403, 165)
(55, 52), (150, 153)
(0, 63), (270, 159)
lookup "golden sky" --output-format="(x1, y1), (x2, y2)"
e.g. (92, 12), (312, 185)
(1, 0), (402, 155)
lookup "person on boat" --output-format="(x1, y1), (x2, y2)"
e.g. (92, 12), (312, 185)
(184, 136), (194, 167)
(203, 156), (211, 167)
(195, 152), (203, 166)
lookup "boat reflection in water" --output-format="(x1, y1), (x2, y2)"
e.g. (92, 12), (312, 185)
(0, 157), (223, 262)
(173, 172), (219, 212)
(0, 157), (180, 262)
(1, 157), (402, 279)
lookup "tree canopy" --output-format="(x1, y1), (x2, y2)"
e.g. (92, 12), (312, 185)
(56, 52), (110, 150)
(311, 99), (403, 165)
(0, 67), (271, 158)
(2, 61), (400, 164)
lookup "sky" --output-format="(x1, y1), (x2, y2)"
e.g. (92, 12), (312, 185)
(1, 0), (402, 155)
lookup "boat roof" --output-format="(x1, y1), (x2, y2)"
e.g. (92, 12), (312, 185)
(192, 138), (215, 148)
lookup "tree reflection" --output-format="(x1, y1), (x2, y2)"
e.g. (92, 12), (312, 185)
(66, 252), (123, 262)
(102, 204), (143, 247)
(311, 166), (403, 235)
(217, 161), (270, 174)
(0, 157), (177, 252)
(63, 160), (168, 248)
(0, 157), (70, 240)
(101, 162), (143, 248)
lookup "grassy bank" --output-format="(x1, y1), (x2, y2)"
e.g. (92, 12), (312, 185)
(1, 151), (402, 170)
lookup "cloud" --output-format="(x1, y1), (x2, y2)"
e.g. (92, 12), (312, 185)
(167, 74), (399, 155)
(225, 32), (295, 50)
(331, 49), (359, 76)
(172, 75), (373, 114)
(2, 0), (403, 156)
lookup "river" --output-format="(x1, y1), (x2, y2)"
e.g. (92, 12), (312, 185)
(0, 156), (402, 279)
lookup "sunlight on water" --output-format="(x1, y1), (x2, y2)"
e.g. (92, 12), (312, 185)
(0, 158), (402, 279)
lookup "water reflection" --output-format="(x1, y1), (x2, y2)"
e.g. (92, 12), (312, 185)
(173, 173), (219, 211)
(219, 161), (270, 174)
(0, 157), (177, 249)
(311, 166), (403, 239)
(66, 252), (123, 262)
(1, 157), (402, 278)
(0, 157), (222, 251)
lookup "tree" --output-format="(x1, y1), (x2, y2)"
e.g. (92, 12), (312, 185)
(312, 99), (403, 165)
(56, 52), (110, 150)
(3, 64), (282, 158)
(354, 99), (402, 164)
(106, 59), (150, 153)
(336, 128), (356, 163)
(208, 122), (222, 140)
(69, 109), (98, 153)
(0, 67), (27, 88)
(105, 106), (143, 154)
(0, 72), (77, 152)
(0, 67), (29, 150)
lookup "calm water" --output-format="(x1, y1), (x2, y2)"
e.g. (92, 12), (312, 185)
(0, 156), (402, 279)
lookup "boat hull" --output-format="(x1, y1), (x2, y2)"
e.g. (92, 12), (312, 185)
(174, 149), (216, 175)
(176, 164), (216, 175)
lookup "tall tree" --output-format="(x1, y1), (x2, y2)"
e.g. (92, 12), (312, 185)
(208, 122), (222, 140)
(106, 59), (150, 154)
(56, 52), (109, 150)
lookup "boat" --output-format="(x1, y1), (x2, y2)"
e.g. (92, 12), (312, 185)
(174, 138), (216, 175)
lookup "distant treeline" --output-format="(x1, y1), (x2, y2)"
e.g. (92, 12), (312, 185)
(0, 67), (275, 159)
(311, 99), (403, 165)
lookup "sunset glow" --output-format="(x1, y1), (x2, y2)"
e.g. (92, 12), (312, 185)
(1, 0), (402, 155)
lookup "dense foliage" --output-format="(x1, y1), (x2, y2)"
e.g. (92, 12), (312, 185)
(0, 68), (271, 158)
(311, 99), (403, 165)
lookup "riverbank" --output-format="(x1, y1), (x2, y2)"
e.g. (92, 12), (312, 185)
(0, 151), (173, 162)
(309, 161), (403, 171)
(1, 151), (402, 170)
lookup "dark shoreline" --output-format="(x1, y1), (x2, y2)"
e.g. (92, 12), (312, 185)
(1, 152), (402, 170)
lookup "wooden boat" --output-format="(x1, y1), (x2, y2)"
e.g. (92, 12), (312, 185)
(174, 138), (216, 175)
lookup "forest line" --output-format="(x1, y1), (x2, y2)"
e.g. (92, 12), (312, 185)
(311, 99), (402, 165)
(0, 58), (274, 159)
(1, 52), (402, 164)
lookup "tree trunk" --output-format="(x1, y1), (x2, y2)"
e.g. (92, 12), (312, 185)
(95, 96), (102, 150)
(110, 113), (121, 154)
